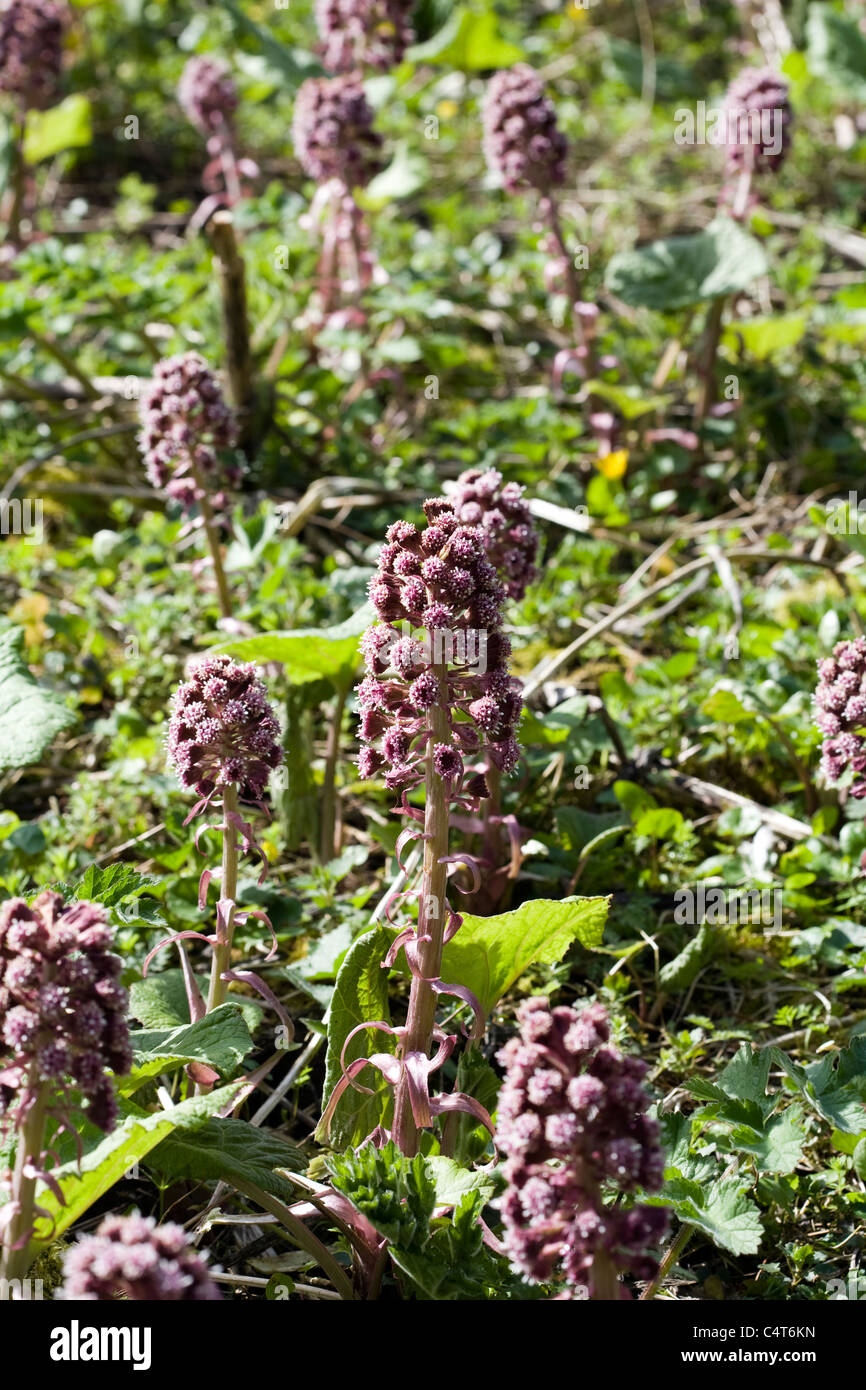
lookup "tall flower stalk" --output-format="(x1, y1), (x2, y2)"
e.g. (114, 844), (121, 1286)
(138, 351), (240, 619)
(153, 655), (284, 1032)
(695, 67), (792, 427)
(178, 55), (257, 208)
(0, 893), (131, 1291)
(323, 498), (522, 1155)
(292, 73), (384, 339)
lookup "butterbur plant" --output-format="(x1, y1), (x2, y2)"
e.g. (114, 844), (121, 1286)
(496, 998), (667, 1300)
(0, 892), (131, 1291)
(178, 55), (257, 208)
(138, 351), (241, 619)
(482, 65), (607, 443)
(322, 497), (523, 1156)
(292, 72), (385, 338)
(720, 67), (792, 221)
(60, 1214), (221, 1301)
(0, 0), (69, 245)
(315, 0), (413, 74)
(157, 655), (284, 1025)
(814, 638), (866, 798)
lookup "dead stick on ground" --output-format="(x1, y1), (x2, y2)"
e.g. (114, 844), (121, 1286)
(208, 211), (254, 441)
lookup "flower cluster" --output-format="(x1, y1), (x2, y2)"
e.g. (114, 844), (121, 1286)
(482, 65), (567, 194)
(723, 67), (792, 175)
(447, 468), (539, 601)
(292, 73), (382, 187)
(61, 1214), (220, 1301)
(356, 497), (523, 792)
(178, 55), (238, 136)
(0, 0), (67, 110)
(0, 892), (131, 1136)
(315, 0), (413, 73)
(814, 638), (866, 795)
(138, 352), (239, 509)
(166, 654), (283, 804)
(496, 998), (667, 1299)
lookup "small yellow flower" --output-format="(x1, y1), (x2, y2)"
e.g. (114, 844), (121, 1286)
(595, 449), (628, 481)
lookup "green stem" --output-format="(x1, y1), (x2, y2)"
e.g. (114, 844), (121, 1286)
(392, 660), (451, 1157)
(639, 1221), (694, 1301)
(206, 783), (239, 1015)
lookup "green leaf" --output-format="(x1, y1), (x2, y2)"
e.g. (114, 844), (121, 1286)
(128, 969), (196, 1030)
(71, 862), (158, 908)
(23, 95), (92, 164)
(439, 896), (609, 1018)
(223, 0), (322, 86)
(425, 1156), (497, 1207)
(408, 6), (524, 70)
(729, 312), (808, 361)
(209, 605), (373, 687)
(806, 3), (866, 100)
(580, 380), (672, 420)
(700, 688), (753, 724)
(604, 217), (768, 311)
(773, 1039), (866, 1133)
(24, 1086), (240, 1253)
(633, 807), (686, 842)
(318, 926), (394, 1149)
(0, 627), (77, 772)
(129, 1003), (255, 1079)
(661, 1173), (763, 1255)
(659, 923), (718, 991)
(146, 1117), (304, 1203)
(365, 140), (428, 203)
(729, 1108), (806, 1173)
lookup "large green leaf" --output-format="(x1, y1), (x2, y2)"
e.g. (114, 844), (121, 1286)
(129, 1003), (255, 1079)
(0, 627), (77, 772)
(604, 217), (768, 311)
(408, 6), (523, 69)
(24, 1086), (240, 1253)
(805, 4), (866, 100)
(317, 925), (394, 1150)
(23, 95), (92, 164)
(440, 896), (609, 1018)
(146, 1116), (304, 1202)
(209, 604), (373, 687)
(659, 1174), (763, 1255)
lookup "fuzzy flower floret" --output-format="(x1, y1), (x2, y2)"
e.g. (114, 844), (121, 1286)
(315, 0), (413, 73)
(356, 498), (522, 798)
(722, 67), (792, 174)
(815, 638), (866, 795)
(448, 468), (539, 601)
(496, 998), (667, 1299)
(0, 892), (131, 1136)
(0, 0), (67, 110)
(482, 64), (567, 194)
(137, 351), (239, 507)
(178, 55), (238, 135)
(292, 73), (382, 186)
(167, 654), (283, 803)
(61, 1214), (221, 1301)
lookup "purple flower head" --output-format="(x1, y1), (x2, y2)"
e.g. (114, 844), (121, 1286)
(482, 65), (567, 194)
(447, 468), (539, 600)
(167, 654), (283, 804)
(178, 55), (238, 135)
(0, 892), (130, 1139)
(815, 638), (866, 795)
(292, 73), (383, 187)
(496, 998), (667, 1298)
(315, 0), (413, 73)
(0, 0), (68, 110)
(137, 352), (239, 508)
(61, 1214), (221, 1301)
(722, 67), (792, 175)
(355, 497), (523, 804)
